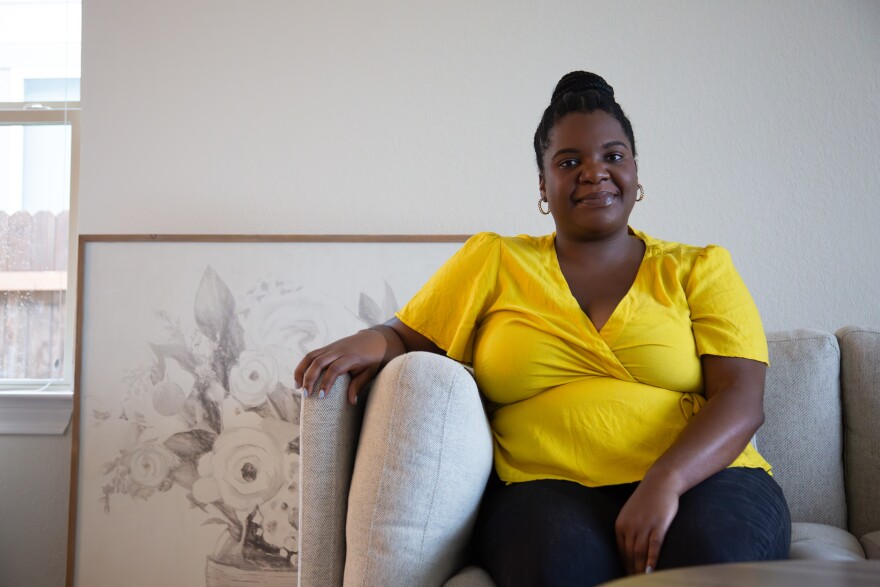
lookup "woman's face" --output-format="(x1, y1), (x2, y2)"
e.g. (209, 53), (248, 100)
(540, 111), (638, 241)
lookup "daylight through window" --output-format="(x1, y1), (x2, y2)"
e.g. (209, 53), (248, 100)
(0, 0), (81, 388)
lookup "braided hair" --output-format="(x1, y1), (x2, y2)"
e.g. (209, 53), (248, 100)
(533, 71), (636, 174)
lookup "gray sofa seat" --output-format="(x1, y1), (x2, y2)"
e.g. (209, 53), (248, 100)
(298, 327), (880, 586)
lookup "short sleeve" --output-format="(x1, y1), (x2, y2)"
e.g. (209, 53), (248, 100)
(685, 245), (769, 364)
(395, 232), (502, 364)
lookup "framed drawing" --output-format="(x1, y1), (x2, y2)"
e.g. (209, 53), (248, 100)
(66, 235), (467, 587)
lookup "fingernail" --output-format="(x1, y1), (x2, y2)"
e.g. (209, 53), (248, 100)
(318, 390), (325, 399)
(302, 389), (309, 398)
(645, 566), (653, 575)
(353, 395), (358, 405)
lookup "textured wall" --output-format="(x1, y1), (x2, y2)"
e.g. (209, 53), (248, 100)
(4, 1), (879, 585)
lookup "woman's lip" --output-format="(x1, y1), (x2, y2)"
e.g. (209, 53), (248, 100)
(573, 192), (616, 208)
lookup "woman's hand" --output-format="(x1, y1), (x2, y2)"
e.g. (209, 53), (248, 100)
(613, 355), (767, 574)
(294, 329), (388, 405)
(615, 477), (680, 575)
(294, 318), (442, 405)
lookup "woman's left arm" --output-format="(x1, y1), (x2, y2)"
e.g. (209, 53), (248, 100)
(615, 355), (767, 575)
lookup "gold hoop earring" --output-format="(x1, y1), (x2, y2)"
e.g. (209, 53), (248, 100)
(538, 198), (550, 215)
(636, 184), (646, 202)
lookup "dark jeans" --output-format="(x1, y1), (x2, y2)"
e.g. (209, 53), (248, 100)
(474, 467), (791, 587)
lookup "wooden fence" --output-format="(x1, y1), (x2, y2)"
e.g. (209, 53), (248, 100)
(0, 210), (69, 379)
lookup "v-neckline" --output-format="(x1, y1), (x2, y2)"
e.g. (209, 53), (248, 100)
(548, 228), (649, 339)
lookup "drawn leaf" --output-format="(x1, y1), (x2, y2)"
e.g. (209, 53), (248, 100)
(174, 461), (200, 489)
(99, 460), (118, 475)
(202, 518), (230, 527)
(358, 292), (382, 326)
(267, 385), (296, 423)
(163, 429), (216, 462)
(213, 316), (245, 392)
(148, 342), (198, 379)
(194, 266), (236, 342)
(381, 280), (399, 319)
(199, 386), (223, 434)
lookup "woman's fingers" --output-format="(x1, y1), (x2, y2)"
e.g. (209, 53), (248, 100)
(645, 529), (662, 574)
(616, 526), (635, 575)
(616, 479), (679, 574)
(617, 525), (657, 575)
(296, 351), (329, 396)
(295, 329), (389, 399)
(348, 368), (375, 405)
(632, 530), (647, 575)
(294, 346), (329, 390)
(305, 353), (361, 398)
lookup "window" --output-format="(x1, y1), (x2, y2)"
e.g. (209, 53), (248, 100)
(0, 0), (81, 433)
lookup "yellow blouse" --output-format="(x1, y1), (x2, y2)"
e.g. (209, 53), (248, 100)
(396, 228), (772, 487)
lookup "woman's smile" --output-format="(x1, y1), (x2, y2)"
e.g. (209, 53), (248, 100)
(573, 190), (617, 208)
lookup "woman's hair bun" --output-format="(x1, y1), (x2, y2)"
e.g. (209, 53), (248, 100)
(551, 71), (614, 102)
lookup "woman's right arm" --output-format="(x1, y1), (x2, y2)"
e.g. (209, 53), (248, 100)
(293, 317), (442, 405)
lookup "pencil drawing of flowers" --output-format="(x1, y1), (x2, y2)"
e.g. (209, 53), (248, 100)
(93, 265), (396, 583)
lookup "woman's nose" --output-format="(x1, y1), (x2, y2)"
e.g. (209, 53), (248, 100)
(579, 162), (609, 183)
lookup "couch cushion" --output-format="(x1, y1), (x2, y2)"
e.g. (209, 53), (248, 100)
(790, 522), (865, 560)
(838, 326), (880, 539)
(759, 330), (847, 528)
(442, 565), (497, 587)
(345, 352), (494, 587)
(859, 531), (880, 560)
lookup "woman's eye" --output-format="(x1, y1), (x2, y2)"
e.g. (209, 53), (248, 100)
(558, 159), (578, 168)
(607, 153), (624, 162)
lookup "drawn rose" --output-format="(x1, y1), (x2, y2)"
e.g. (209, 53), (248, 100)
(239, 281), (360, 388)
(125, 445), (176, 488)
(256, 451), (300, 554)
(228, 351), (278, 407)
(192, 426), (285, 512)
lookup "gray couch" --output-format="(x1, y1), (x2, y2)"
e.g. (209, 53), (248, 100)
(297, 327), (880, 586)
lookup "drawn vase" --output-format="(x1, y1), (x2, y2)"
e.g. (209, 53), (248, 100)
(204, 527), (297, 587)
(205, 557), (296, 587)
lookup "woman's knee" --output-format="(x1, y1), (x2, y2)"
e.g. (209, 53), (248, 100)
(475, 480), (624, 587)
(659, 468), (791, 568)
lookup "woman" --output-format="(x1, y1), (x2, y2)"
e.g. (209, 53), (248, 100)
(295, 71), (791, 586)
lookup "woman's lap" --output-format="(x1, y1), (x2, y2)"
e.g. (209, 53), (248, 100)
(474, 468), (791, 587)
(473, 478), (626, 586)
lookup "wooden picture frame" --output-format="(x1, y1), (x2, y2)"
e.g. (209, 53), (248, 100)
(66, 235), (467, 587)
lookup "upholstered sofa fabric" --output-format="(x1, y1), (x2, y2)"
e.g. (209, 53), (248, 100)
(299, 374), (361, 587)
(790, 522), (865, 560)
(441, 565), (496, 587)
(760, 330), (847, 528)
(297, 328), (880, 586)
(343, 352), (494, 587)
(860, 531), (880, 560)
(838, 327), (880, 539)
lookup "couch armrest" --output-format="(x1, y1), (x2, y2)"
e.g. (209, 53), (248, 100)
(860, 531), (880, 560)
(299, 374), (364, 587)
(344, 353), (494, 586)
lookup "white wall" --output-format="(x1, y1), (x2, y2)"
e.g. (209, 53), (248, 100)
(4, 1), (879, 585)
(77, 0), (880, 332)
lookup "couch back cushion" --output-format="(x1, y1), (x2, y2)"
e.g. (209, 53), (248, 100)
(344, 352), (494, 586)
(759, 329), (847, 529)
(838, 326), (880, 538)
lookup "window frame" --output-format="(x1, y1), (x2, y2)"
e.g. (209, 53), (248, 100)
(0, 102), (80, 433)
